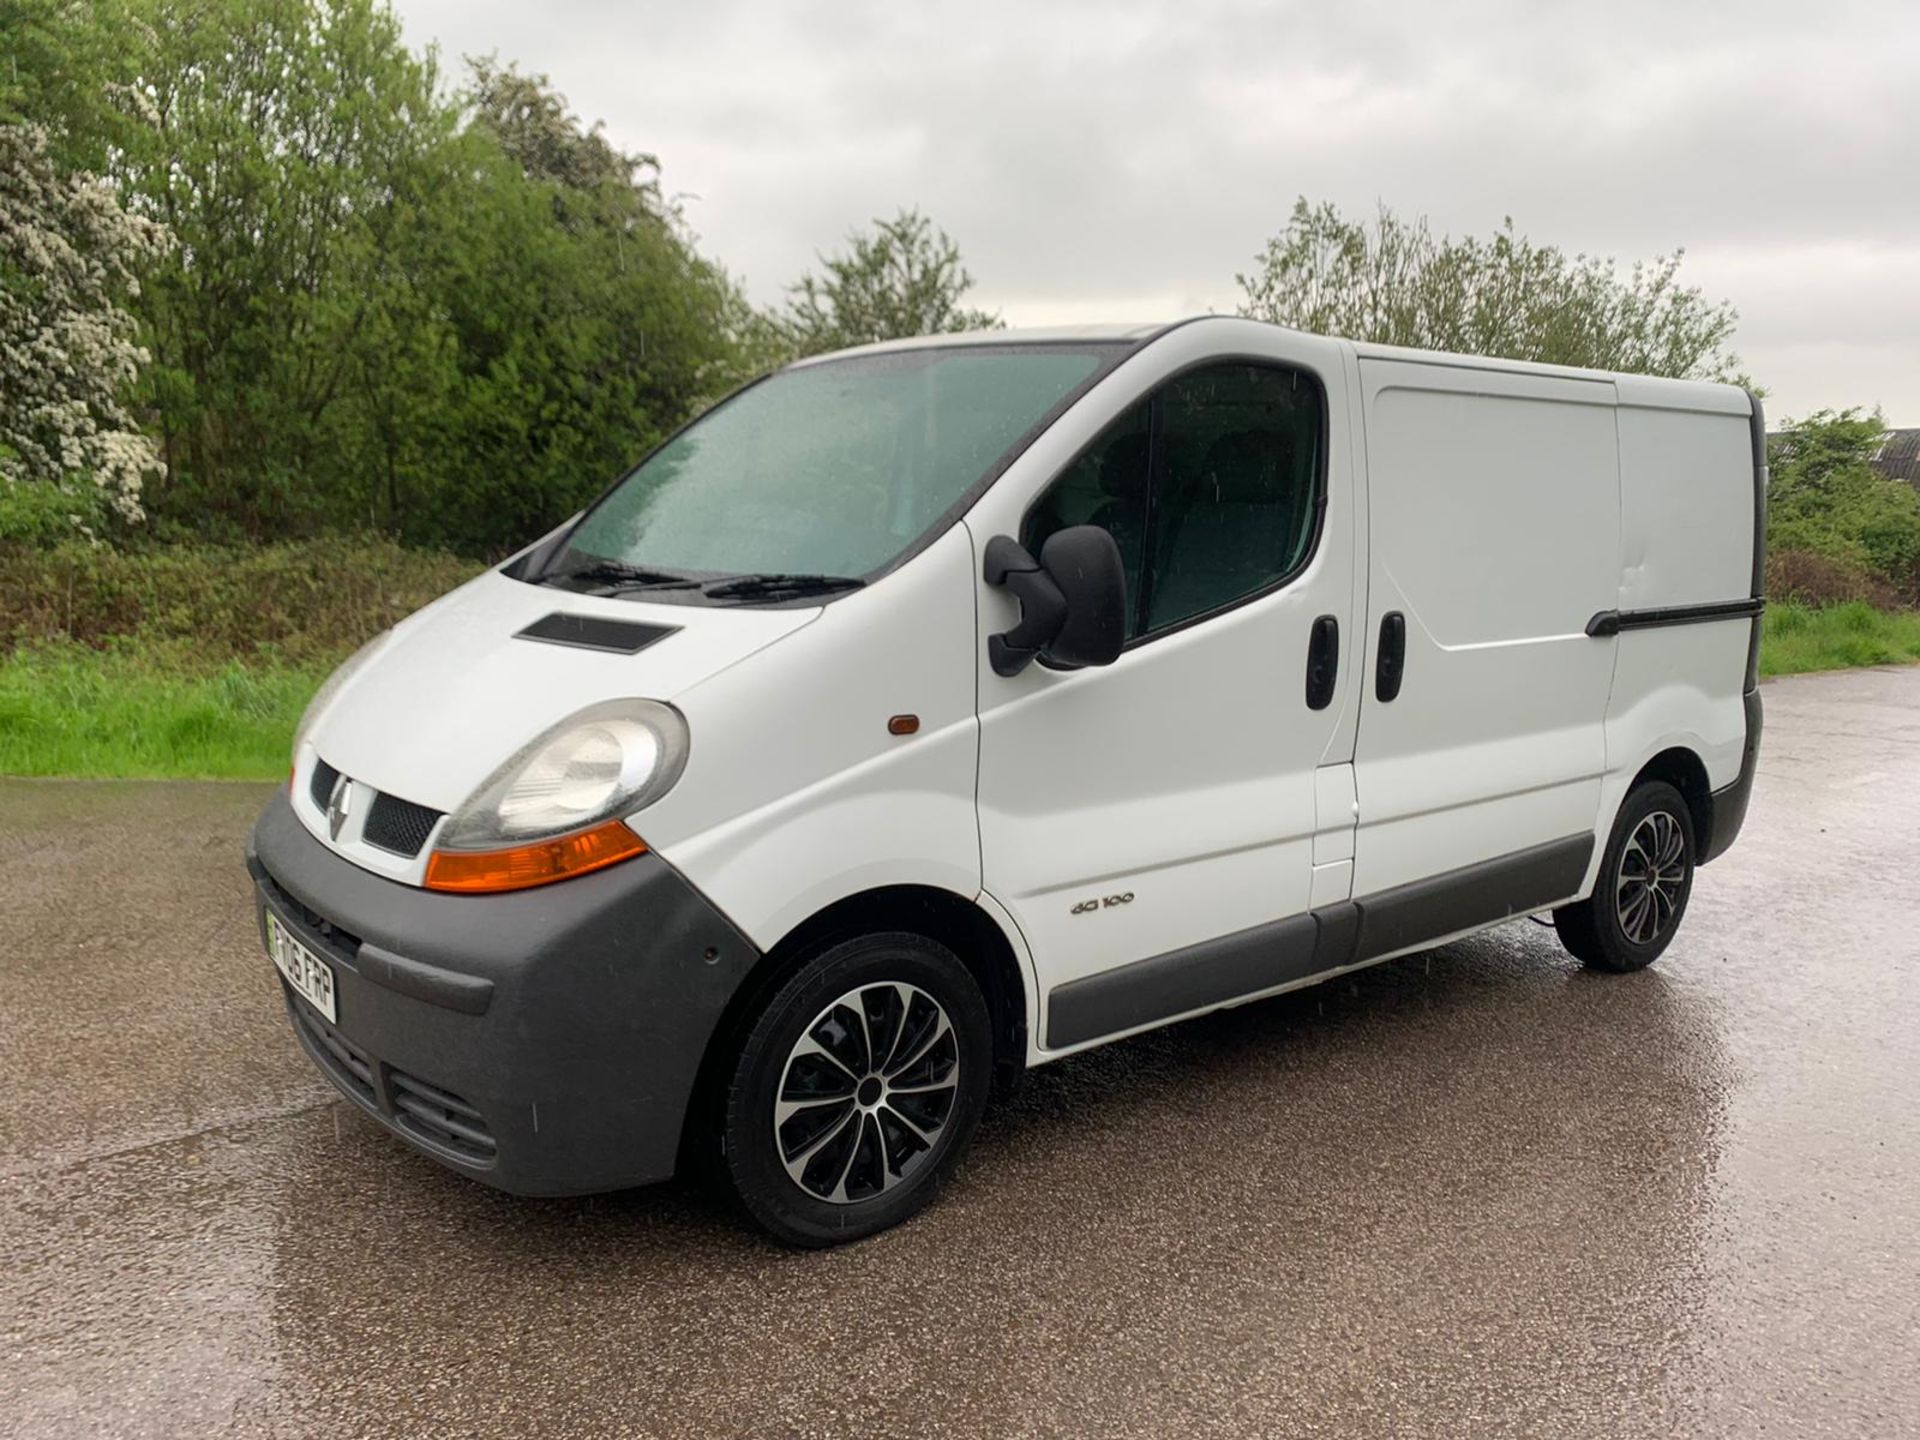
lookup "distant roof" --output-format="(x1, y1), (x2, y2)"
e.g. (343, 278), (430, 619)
(1872, 429), (1920, 483)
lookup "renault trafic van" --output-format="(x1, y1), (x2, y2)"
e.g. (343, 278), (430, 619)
(248, 317), (1764, 1245)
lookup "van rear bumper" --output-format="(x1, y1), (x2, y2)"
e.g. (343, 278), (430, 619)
(1703, 685), (1764, 865)
(246, 791), (761, 1196)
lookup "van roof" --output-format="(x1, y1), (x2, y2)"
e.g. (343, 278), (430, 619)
(788, 322), (1171, 362)
(1347, 336), (1752, 413)
(798, 317), (1754, 415)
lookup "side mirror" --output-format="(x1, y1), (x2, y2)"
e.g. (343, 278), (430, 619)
(983, 526), (1127, 677)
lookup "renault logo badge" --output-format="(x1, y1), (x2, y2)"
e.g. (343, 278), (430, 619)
(326, 774), (353, 842)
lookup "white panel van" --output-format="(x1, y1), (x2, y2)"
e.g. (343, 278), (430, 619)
(248, 317), (1764, 1245)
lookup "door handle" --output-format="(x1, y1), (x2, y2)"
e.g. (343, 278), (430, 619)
(1305, 615), (1339, 710)
(1375, 611), (1406, 702)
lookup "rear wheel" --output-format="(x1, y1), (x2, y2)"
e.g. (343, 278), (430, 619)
(1555, 780), (1695, 972)
(720, 931), (992, 1247)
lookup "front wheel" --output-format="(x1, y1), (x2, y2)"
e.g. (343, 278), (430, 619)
(720, 932), (993, 1247)
(1555, 780), (1696, 972)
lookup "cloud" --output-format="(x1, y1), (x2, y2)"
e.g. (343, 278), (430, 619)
(393, 0), (1920, 417)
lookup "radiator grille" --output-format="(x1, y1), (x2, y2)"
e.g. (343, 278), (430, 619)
(308, 758), (340, 812)
(362, 792), (442, 857)
(304, 756), (442, 860)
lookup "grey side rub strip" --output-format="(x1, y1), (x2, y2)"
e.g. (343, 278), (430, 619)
(1045, 834), (1595, 1050)
(1342, 833), (1593, 964)
(1046, 912), (1324, 1050)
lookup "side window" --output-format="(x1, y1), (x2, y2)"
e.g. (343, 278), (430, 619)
(1021, 362), (1323, 643)
(1144, 363), (1322, 631)
(1021, 400), (1152, 637)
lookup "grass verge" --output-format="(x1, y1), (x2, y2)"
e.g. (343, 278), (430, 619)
(0, 643), (319, 780)
(2, 603), (1917, 782)
(1758, 601), (1920, 677)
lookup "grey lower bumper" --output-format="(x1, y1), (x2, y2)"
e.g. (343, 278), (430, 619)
(247, 791), (761, 1196)
(1703, 685), (1764, 865)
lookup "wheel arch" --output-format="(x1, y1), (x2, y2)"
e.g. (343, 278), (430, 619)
(1630, 745), (1714, 852)
(677, 884), (1031, 1172)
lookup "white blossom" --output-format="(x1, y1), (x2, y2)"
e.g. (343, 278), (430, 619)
(1, 121), (172, 529)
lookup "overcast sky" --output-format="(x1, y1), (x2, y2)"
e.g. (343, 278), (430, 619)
(391, 0), (1919, 422)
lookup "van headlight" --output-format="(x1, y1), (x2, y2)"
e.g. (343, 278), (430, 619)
(293, 632), (389, 765)
(436, 699), (689, 852)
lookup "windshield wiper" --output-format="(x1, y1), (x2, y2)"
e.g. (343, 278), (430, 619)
(701, 572), (866, 602)
(544, 558), (700, 593)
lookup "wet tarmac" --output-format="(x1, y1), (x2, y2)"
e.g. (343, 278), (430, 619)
(2, 665), (1917, 1438)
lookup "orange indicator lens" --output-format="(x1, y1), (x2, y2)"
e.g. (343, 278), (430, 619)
(424, 819), (647, 894)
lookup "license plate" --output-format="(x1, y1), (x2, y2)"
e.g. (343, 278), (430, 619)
(267, 911), (337, 1023)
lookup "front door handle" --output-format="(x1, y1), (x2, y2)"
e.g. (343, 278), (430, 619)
(1305, 615), (1339, 710)
(1375, 611), (1406, 702)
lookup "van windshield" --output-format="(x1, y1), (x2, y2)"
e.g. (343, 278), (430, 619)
(545, 344), (1118, 597)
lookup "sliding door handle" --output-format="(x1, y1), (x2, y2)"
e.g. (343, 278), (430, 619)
(1305, 614), (1339, 710)
(1375, 611), (1406, 702)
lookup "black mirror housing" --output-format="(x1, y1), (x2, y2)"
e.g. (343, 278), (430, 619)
(983, 526), (1127, 675)
(1037, 526), (1126, 668)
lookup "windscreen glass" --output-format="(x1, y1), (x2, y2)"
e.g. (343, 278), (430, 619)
(555, 345), (1114, 585)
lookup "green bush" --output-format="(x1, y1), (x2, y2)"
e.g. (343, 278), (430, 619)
(0, 537), (478, 669)
(1768, 411), (1920, 603)
(1766, 547), (1899, 609)
(0, 476), (117, 545)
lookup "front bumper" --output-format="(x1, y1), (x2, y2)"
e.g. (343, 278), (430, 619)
(247, 791), (761, 1195)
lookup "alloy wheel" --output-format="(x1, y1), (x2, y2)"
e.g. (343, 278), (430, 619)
(773, 982), (960, 1204)
(1616, 809), (1688, 946)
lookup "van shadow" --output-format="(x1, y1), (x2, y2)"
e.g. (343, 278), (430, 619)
(254, 919), (1732, 1435)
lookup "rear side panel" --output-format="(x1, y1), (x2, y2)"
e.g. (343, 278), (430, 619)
(1597, 379), (1759, 869)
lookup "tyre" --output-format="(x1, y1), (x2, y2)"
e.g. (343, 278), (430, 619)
(1554, 780), (1695, 973)
(719, 931), (992, 1247)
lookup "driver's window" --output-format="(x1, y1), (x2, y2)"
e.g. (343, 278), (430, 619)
(1020, 401), (1151, 640)
(1022, 362), (1323, 644)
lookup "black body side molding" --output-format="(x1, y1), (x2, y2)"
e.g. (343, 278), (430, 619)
(1046, 912), (1325, 1049)
(1044, 833), (1595, 1050)
(1585, 597), (1765, 638)
(1343, 833), (1593, 964)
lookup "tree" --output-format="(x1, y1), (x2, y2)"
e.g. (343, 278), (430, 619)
(1768, 410), (1920, 598)
(121, 0), (459, 538)
(422, 59), (747, 553)
(1237, 199), (1742, 381)
(783, 208), (1001, 356)
(0, 121), (170, 540)
(466, 57), (650, 196)
(0, 0), (145, 169)
(96, 8), (745, 554)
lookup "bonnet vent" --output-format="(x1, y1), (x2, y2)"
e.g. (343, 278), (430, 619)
(514, 613), (679, 655)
